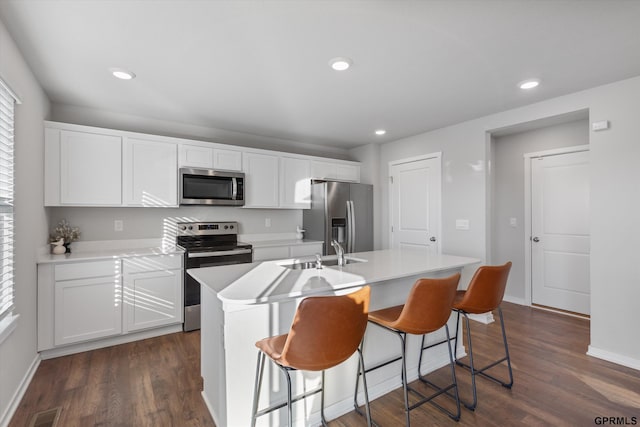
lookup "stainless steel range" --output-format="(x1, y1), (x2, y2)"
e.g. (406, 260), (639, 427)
(177, 221), (253, 331)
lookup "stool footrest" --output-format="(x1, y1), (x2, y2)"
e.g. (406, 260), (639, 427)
(407, 384), (460, 421)
(456, 357), (513, 387)
(254, 386), (322, 418)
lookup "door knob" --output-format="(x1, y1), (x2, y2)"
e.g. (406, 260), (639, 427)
(532, 237), (540, 242)
(430, 236), (437, 242)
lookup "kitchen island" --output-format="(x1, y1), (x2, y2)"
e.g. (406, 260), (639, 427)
(189, 248), (479, 427)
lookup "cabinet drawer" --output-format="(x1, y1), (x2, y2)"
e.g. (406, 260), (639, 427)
(123, 254), (183, 273)
(289, 244), (324, 258)
(253, 246), (289, 262)
(55, 260), (120, 281)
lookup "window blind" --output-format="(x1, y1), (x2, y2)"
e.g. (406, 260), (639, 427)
(0, 79), (15, 322)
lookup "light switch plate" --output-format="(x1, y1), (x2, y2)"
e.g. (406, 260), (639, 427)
(509, 217), (517, 227)
(456, 219), (470, 230)
(114, 220), (123, 232)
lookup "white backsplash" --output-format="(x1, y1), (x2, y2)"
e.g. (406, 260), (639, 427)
(48, 206), (303, 243)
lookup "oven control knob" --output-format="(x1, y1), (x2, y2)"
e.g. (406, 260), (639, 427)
(188, 226), (193, 231)
(224, 225), (229, 230)
(180, 225), (187, 231)
(230, 225), (234, 229)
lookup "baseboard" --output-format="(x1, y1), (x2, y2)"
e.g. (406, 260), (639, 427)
(503, 295), (526, 305)
(39, 324), (183, 359)
(0, 354), (41, 427)
(587, 346), (640, 371)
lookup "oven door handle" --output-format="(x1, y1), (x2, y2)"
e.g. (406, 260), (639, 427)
(188, 248), (253, 258)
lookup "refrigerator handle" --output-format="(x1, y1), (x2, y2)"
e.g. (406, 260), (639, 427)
(349, 200), (356, 253)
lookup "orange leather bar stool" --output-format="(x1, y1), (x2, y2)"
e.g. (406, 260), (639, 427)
(250, 286), (373, 427)
(354, 274), (461, 426)
(453, 262), (513, 411)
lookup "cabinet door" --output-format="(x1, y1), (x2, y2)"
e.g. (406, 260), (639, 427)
(243, 152), (279, 208)
(123, 138), (178, 207)
(213, 148), (242, 171)
(280, 157), (311, 209)
(54, 276), (122, 346)
(60, 130), (122, 205)
(336, 164), (360, 182)
(310, 160), (338, 180)
(179, 144), (214, 168)
(123, 269), (183, 332)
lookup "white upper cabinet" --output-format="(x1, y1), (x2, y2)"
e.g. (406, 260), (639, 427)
(243, 151), (280, 208)
(213, 148), (242, 171)
(310, 160), (360, 182)
(123, 138), (178, 207)
(179, 144), (213, 169)
(44, 121), (361, 208)
(45, 129), (123, 206)
(178, 144), (242, 171)
(280, 157), (311, 209)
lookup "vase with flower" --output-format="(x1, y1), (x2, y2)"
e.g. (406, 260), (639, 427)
(49, 219), (81, 254)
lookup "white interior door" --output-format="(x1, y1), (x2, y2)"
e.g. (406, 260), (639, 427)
(531, 150), (590, 314)
(390, 156), (441, 253)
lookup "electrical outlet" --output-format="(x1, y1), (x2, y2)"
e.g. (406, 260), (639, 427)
(265, 218), (271, 228)
(114, 220), (123, 232)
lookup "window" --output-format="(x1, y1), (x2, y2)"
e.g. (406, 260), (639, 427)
(0, 78), (17, 325)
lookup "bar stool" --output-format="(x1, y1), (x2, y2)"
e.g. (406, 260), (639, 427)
(354, 274), (461, 426)
(453, 261), (513, 411)
(250, 286), (373, 427)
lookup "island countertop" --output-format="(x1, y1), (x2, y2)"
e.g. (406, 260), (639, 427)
(188, 247), (480, 305)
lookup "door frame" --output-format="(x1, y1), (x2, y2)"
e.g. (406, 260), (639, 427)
(388, 152), (442, 252)
(523, 144), (589, 306)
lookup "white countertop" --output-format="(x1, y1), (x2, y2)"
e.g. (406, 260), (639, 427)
(37, 239), (183, 264)
(188, 248), (479, 305)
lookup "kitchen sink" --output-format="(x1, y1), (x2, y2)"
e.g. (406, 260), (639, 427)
(282, 257), (366, 270)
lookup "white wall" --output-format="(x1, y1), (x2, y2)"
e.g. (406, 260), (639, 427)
(48, 206), (301, 242)
(0, 19), (50, 426)
(379, 75), (640, 369)
(491, 119), (589, 303)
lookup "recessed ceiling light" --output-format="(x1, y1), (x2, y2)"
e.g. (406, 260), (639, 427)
(109, 68), (136, 80)
(329, 57), (352, 71)
(375, 129), (386, 136)
(519, 79), (540, 90)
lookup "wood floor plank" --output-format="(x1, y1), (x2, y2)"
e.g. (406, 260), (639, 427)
(8, 303), (640, 426)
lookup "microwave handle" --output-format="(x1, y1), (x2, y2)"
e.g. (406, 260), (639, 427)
(232, 177), (238, 200)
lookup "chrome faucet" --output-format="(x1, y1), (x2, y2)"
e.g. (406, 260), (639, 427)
(315, 253), (323, 269)
(331, 240), (345, 266)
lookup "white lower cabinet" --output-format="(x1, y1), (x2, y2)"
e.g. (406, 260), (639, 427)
(38, 254), (183, 354)
(123, 256), (183, 332)
(54, 275), (122, 346)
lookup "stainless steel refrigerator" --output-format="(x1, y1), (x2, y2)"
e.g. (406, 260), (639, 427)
(303, 181), (373, 255)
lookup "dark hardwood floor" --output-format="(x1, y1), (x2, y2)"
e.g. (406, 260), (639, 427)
(9, 303), (639, 426)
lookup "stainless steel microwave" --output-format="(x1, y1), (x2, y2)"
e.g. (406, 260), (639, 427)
(179, 168), (245, 206)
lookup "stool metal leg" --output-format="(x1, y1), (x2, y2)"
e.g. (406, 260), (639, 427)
(251, 351), (266, 427)
(415, 326), (461, 421)
(353, 343), (375, 427)
(279, 364), (294, 427)
(455, 307), (514, 411)
(397, 331), (411, 427)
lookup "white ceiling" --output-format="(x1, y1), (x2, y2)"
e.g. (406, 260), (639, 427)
(1, 0), (640, 149)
